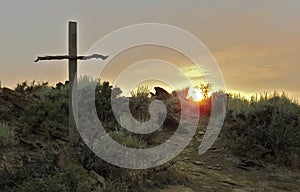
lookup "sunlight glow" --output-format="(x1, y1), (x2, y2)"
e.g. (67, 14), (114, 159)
(187, 87), (203, 102)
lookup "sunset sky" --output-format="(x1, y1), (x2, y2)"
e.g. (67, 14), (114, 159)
(0, 1), (299, 99)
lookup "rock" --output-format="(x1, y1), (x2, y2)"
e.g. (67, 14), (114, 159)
(207, 165), (222, 170)
(236, 164), (250, 171)
(236, 159), (257, 171)
(212, 149), (223, 153)
(153, 87), (171, 100)
(182, 157), (191, 161)
(89, 170), (106, 186)
(215, 167), (222, 170)
(221, 180), (240, 187)
(193, 161), (205, 166)
(191, 172), (202, 176)
(178, 167), (186, 171)
(198, 131), (205, 135)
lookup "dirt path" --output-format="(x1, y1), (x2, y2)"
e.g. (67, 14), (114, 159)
(146, 120), (300, 192)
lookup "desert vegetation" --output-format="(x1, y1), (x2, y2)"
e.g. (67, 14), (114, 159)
(224, 92), (300, 166)
(0, 122), (15, 147)
(0, 79), (299, 191)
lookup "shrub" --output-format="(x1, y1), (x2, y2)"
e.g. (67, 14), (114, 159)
(20, 77), (123, 136)
(225, 93), (300, 165)
(15, 81), (49, 95)
(77, 77), (122, 132)
(129, 86), (152, 122)
(4, 143), (59, 189)
(95, 80), (121, 125)
(102, 180), (128, 192)
(108, 131), (147, 149)
(28, 144), (59, 177)
(20, 166), (94, 192)
(0, 122), (15, 147)
(148, 165), (190, 187)
(20, 86), (69, 136)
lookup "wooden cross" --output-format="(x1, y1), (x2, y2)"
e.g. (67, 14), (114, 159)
(35, 21), (108, 146)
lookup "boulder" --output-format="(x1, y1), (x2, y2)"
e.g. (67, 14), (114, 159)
(153, 87), (171, 100)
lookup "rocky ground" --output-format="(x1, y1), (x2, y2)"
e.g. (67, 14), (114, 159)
(145, 120), (300, 192)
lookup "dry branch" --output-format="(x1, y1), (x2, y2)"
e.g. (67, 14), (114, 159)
(34, 54), (109, 62)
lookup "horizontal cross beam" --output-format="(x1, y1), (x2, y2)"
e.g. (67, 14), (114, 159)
(34, 54), (109, 62)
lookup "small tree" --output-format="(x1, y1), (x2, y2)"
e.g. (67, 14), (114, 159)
(199, 83), (211, 100)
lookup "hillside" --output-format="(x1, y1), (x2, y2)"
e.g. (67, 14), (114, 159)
(0, 82), (299, 192)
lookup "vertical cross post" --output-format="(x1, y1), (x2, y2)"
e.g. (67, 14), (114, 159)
(69, 21), (79, 145)
(34, 21), (108, 146)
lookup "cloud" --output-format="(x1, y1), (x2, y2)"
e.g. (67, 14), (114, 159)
(212, 43), (300, 98)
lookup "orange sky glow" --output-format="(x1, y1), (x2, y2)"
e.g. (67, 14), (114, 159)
(0, 1), (299, 100)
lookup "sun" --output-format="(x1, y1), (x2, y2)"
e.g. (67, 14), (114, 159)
(187, 87), (203, 102)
